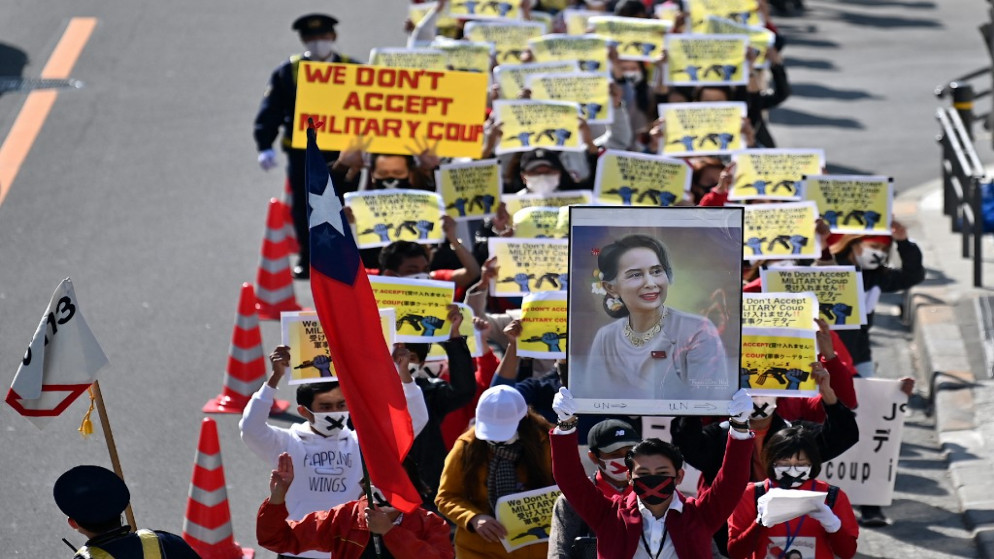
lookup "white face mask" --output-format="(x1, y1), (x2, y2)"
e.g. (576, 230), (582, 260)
(599, 457), (630, 483)
(525, 173), (560, 194)
(404, 272), (431, 280)
(622, 71), (642, 82)
(305, 40), (336, 61)
(855, 248), (888, 270)
(773, 465), (811, 488)
(310, 410), (350, 436)
(410, 361), (444, 379)
(768, 260), (799, 269)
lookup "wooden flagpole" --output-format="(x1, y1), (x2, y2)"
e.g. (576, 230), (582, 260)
(90, 380), (137, 531)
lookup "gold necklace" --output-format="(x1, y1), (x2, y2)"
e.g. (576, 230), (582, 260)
(624, 308), (668, 347)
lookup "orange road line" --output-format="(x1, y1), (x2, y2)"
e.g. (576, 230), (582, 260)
(0, 17), (97, 207)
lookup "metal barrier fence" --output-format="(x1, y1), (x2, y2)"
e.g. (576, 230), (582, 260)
(937, 106), (987, 287)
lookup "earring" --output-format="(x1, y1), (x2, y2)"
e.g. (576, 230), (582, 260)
(606, 296), (624, 312)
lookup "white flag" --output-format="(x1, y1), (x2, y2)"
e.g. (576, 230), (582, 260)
(5, 278), (108, 429)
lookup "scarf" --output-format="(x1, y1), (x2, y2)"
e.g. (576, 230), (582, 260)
(487, 441), (523, 511)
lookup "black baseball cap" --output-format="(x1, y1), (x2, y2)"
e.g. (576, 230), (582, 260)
(587, 419), (640, 454)
(520, 149), (560, 173)
(54, 465), (130, 525)
(293, 14), (339, 36)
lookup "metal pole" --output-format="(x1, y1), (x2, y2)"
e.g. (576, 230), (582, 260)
(950, 82), (976, 140)
(975, 178), (987, 287)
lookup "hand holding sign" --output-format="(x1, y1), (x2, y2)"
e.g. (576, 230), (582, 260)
(470, 515), (508, 543)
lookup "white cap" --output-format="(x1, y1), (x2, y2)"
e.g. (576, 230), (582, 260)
(475, 385), (527, 442)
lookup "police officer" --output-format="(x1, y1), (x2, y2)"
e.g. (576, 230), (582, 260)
(55, 465), (201, 558)
(254, 14), (357, 279)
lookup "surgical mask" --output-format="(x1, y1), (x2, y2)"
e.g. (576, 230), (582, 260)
(750, 397), (778, 420)
(525, 173), (560, 194)
(632, 474), (676, 506)
(599, 457), (630, 483)
(855, 248), (888, 270)
(305, 40), (336, 61)
(486, 432), (519, 446)
(409, 361), (444, 379)
(404, 272), (431, 280)
(768, 260), (799, 269)
(310, 410), (350, 437)
(373, 177), (411, 190)
(773, 465), (811, 488)
(622, 71), (642, 82)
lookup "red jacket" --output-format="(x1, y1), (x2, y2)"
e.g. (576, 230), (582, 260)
(727, 479), (859, 559)
(551, 429), (752, 558)
(257, 497), (453, 559)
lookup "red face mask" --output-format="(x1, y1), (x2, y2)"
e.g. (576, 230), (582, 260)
(632, 474), (676, 506)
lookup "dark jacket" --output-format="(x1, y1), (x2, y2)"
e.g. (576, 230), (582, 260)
(74, 527), (201, 559)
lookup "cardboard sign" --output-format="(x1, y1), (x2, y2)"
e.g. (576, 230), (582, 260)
(293, 62), (487, 158)
(760, 266), (867, 330)
(409, 2), (459, 38)
(705, 15), (775, 69)
(528, 34), (610, 73)
(563, 8), (600, 35)
(425, 303), (485, 360)
(280, 310), (396, 384)
(518, 291), (569, 358)
(450, 0), (522, 19)
(512, 206), (567, 239)
(369, 47), (448, 70)
(588, 15), (671, 61)
(495, 486), (561, 552)
(742, 292), (818, 330)
(801, 174), (894, 235)
(740, 327), (818, 395)
(369, 276), (457, 343)
(344, 189), (445, 249)
(525, 72), (613, 124)
(664, 34), (749, 86)
(503, 190), (593, 216)
(492, 100), (582, 154)
(730, 149), (825, 201)
(464, 20), (545, 65)
(494, 61), (581, 99)
(686, 0), (763, 33)
(432, 39), (494, 74)
(594, 150), (690, 206)
(435, 159), (502, 221)
(488, 238), (569, 296)
(742, 202), (820, 261)
(658, 101), (746, 156)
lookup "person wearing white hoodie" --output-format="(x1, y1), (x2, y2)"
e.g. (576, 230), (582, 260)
(240, 344), (429, 559)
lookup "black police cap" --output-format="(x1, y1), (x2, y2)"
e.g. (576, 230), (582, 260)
(54, 465), (130, 525)
(292, 14), (339, 36)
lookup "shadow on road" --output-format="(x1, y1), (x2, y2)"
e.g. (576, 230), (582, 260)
(769, 107), (864, 128)
(791, 83), (879, 100)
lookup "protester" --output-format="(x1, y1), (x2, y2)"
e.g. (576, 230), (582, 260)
(435, 385), (554, 558)
(258, 452), (453, 559)
(54, 465), (201, 558)
(240, 346), (429, 559)
(727, 425), (859, 559)
(378, 222), (482, 291)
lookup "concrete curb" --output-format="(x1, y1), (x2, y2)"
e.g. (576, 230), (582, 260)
(899, 180), (994, 558)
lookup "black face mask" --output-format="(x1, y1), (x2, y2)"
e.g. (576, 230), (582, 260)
(632, 474), (676, 506)
(372, 177), (411, 190)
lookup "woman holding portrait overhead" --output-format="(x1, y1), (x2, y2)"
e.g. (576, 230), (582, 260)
(579, 234), (730, 400)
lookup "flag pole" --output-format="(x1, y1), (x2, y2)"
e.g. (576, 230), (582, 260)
(91, 379), (137, 531)
(359, 445), (385, 559)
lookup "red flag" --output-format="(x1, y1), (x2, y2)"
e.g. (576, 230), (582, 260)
(304, 128), (421, 513)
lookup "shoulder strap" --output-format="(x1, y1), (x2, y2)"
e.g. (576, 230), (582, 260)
(289, 54), (303, 84)
(75, 545), (114, 559)
(826, 485), (840, 509)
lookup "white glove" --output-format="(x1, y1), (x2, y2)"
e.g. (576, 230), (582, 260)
(258, 149), (278, 171)
(552, 387), (577, 422)
(728, 388), (753, 424)
(808, 503), (841, 533)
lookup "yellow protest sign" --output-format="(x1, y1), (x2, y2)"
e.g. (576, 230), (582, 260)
(293, 63), (487, 158)
(450, 0), (522, 19)
(760, 266), (868, 330)
(530, 11), (554, 33)
(525, 72), (613, 124)
(664, 34), (748, 86)
(503, 190), (593, 216)
(344, 189), (445, 249)
(512, 207), (566, 239)
(464, 21), (545, 65)
(493, 100), (582, 154)
(594, 150), (690, 206)
(589, 15), (671, 62)
(528, 34), (610, 73)
(435, 159), (503, 221)
(730, 149), (825, 201)
(409, 2), (459, 39)
(518, 291), (568, 358)
(742, 201), (819, 261)
(369, 276), (457, 342)
(495, 486), (561, 552)
(425, 303), (485, 360)
(742, 292), (817, 330)
(493, 61), (580, 99)
(655, 3), (681, 27)
(488, 238), (569, 296)
(369, 48), (448, 70)
(555, 206), (570, 238)
(706, 15), (775, 68)
(431, 39), (494, 74)
(280, 310), (396, 384)
(658, 101), (746, 156)
(740, 327), (818, 395)
(802, 174), (894, 235)
(687, 0), (762, 33)
(563, 9), (599, 35)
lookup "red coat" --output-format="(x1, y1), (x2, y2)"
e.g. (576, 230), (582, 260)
(551, 429), (752, 558)
(257, 497), (453, 559)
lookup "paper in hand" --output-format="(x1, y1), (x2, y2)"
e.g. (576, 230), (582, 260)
(757, 488), (827, 527)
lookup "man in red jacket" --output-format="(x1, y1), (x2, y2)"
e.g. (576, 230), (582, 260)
(550, 387), (754, 558)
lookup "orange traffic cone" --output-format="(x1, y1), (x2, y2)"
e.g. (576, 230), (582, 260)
(256, 198), (302, 320)
(182, 418), (255, 559)
(282, 178), (300, 254)
(203, 283), (289, 414)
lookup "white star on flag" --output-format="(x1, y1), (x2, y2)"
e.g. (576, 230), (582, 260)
(309, 187), (345, 236)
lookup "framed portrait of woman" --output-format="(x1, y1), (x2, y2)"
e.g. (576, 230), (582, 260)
(567, 206), (744, 414)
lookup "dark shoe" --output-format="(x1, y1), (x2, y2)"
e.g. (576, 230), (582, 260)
(291, 263), (309, 279)
(859, 505), (888, 527)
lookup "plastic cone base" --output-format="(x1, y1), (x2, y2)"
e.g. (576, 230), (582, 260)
(203, 391), (289, 415)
